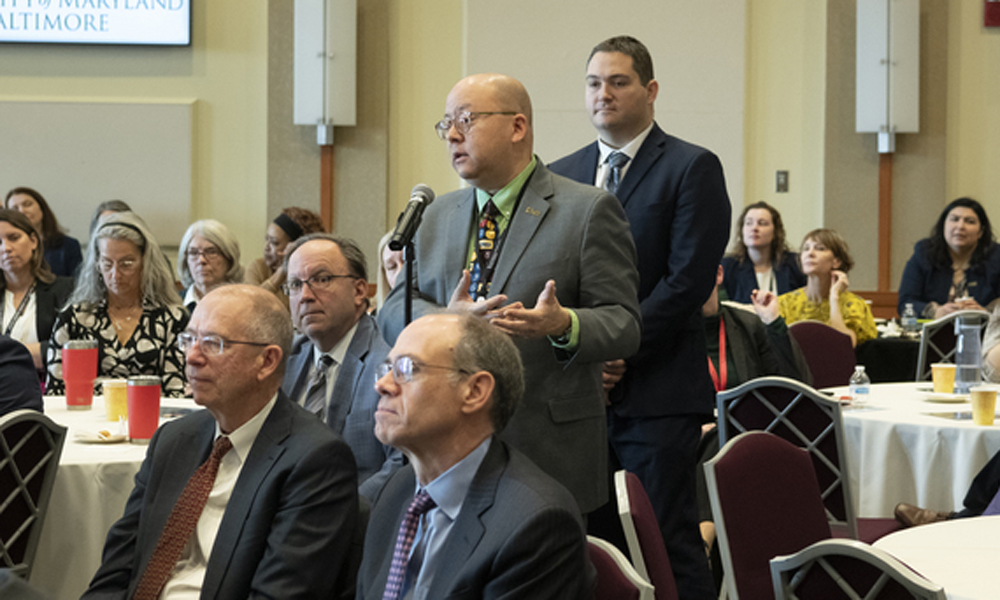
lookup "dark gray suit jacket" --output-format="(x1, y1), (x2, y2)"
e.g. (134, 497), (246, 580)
(377, 161), (641, 513)
(81, 392), (359, 600)
(281, 313), (403, 499)
(357, 439), (591, 600)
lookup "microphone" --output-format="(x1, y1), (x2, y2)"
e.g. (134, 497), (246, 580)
(389, 184), (435, 251)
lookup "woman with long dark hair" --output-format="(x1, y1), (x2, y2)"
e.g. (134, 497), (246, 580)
(5, 187), (83, 277)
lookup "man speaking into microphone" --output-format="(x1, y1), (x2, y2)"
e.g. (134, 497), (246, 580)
(377, 73), (640, 515)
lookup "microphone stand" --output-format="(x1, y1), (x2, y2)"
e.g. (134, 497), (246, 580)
(403, 240), (415, 326)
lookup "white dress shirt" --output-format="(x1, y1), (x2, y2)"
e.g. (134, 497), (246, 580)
(593, 121), (655, 189)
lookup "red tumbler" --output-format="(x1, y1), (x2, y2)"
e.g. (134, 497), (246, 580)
(62, 340), (98, 410)
(127, 376), (161, 444)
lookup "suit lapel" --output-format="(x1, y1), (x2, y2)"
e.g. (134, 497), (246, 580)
(562, 143), (601, 184)
(425, 440), (506, 599)
(202, 395), (291, 597)
(442, 189), (477, 289)
(327, 316), (373, 430)
(490, 164), (551, 295)
(284, 340), (313, 402)
(614, 124), (667, 208)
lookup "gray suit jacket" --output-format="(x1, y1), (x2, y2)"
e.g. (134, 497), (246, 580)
(378, 161), (641, 513)
(281, 313), (403, 499)
(357, 439), (591, 600)
(81, 392), (359, 600)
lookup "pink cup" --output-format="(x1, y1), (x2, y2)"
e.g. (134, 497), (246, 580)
(127, 376), (161, 444)
(62, 340), (98, 410)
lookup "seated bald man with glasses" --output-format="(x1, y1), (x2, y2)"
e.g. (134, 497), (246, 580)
(358, 312), (590, 600)
(279, 233), (403, 499)
(82, 285), (359, 600)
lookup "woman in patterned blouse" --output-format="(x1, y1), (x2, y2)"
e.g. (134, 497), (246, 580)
(777, 228), (877, 347)
(46, 212), (189, 397)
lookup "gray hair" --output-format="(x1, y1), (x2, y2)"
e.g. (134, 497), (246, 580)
(283, 232), (369, 282)
(177, 219), (244, 287)
(207, 284), (293, 377)
(69, 211), (181, 308)
(450, 313), (524, 432)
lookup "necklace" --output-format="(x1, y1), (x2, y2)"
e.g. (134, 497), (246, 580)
(108, 304), (142, 332)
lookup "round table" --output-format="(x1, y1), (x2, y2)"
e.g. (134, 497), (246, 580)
(873, 514), (1000, 599)
(29, 395), (198, 600)
(831, 382), (1000, 519)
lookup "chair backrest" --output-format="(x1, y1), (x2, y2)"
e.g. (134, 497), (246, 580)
(706, 431), (832, 600)
(0, 410), (67, 579)
(588, 536), (655, 600)
(770, 538), (946, 600)
(717, 377), (857, 539)
(915, 309), (990, 380)
(787, 320), (856, 388)
(614, 470), (679, 600)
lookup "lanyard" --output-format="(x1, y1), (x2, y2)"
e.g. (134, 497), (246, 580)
(707, 317), (727, 392)
(1, 280), (37, 337)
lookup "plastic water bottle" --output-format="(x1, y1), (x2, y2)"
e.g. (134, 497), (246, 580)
(954, 321), (983, 395)
(901, 303), (919, 338)
(849, 366), (871, 407)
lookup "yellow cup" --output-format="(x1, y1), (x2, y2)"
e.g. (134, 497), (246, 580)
(971, 386), (997, 426)
(931, 363), (957, 394)
(103, 379), (129, 422)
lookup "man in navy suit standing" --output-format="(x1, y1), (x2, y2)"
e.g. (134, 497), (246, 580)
(550, 35), (731, 599)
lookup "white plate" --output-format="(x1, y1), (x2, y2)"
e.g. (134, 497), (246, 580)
(922, 393), (970, 404)
(74, 431), (128, 444)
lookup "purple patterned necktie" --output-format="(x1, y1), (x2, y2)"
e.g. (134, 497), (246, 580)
(382, 489), (436, 600)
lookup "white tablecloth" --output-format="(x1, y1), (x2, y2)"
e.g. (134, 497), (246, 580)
(29, 395), (199, 600)
(874, 514), (1000, 599)
(834, 382), (1000, 518)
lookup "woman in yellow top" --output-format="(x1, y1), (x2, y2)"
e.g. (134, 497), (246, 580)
(778, 228), (877, 347)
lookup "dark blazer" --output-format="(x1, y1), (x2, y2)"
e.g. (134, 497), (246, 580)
(716, 304), (812, 387)
(0, 335), (43, 415)
(550, 123), (731, 419)
(357, 439), (590, 600)
(81, 392), (359, 600)
(377, 161), (641, 513)
(898, 239), (1000, 316)
(720, 252), (805, 304)
(43, 236), (82, 278)
(281, 313), (403, 500)
(0, 276), (73, 367)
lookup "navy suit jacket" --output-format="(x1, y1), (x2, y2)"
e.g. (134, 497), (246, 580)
(550, 123), (731, 418)
(0, 335), (43, 415)
(377, 161), (641, 513)
(356, 439), (590, 600)
(281, 313), (403, 499)
(81, 392), (359, 600)
(721, 252), (805, 304)
(43, 235), (82, 278)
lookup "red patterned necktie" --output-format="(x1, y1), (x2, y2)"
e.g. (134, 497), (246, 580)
(132, 435), (233, 600)
(468, 199), (501, 300)
(382, 489), (436, 600)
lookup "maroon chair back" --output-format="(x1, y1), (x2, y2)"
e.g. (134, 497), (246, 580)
(788, 321), (855, 388)
(706, 431), (831, 600)
(589, 537), (645, 600)
(616, 471), (680, 600)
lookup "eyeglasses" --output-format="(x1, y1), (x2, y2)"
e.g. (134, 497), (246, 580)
(98, 258), (140, 274)
(376, 356), (470, 385)
(283, 272), (358, 295)
(177, 332), (269, 356)
(434, 111), (517, 140)
(186, 247), (223, 260)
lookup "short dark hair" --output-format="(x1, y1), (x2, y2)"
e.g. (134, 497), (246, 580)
(450, 313), (524, 433)
(801, 228), (854, 274)
(283, 233), (368, 283)
(89, 200), (132, 236)
(589, 35), (655, 85)
(4, 187), (66, 248)
(927, 197), (995, 268)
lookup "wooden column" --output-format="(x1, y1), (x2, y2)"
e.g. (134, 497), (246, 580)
(878, 152), (893, 291)
(320, 144), (335, 232)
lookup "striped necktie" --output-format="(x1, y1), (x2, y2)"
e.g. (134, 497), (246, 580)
(304, 355), (335, 420)
(605, 151), (630, 195)
(382, 490), (437, 600)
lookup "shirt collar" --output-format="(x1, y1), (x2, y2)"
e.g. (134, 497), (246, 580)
(597, 121), (655, 165)
(419, 437), (492, 521)
(214, 392), (278, 465)
(311, 320), (359, 369)
(474, 155), (538, 220)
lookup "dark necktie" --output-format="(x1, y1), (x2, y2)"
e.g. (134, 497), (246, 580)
(468, 199), (501, 300)
(605, 151), (630, 195)
(133, 436), (233, 600)
(382, 490), (437, 600)
(304, 355), (335, 420)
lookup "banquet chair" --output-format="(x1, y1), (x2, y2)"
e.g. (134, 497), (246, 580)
(705, 431), (832, 600)
(614, 470), (680, 600)
(914, 309), (990, 381)
(770, 538), (945, 600)
(589, 536), (655, 600)
(0, 410), (67, 580)
(787, 321), (856, 388)
(717, 377), (900, 544)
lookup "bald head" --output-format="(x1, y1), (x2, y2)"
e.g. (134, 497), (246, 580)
(444, 74), (534, 193)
